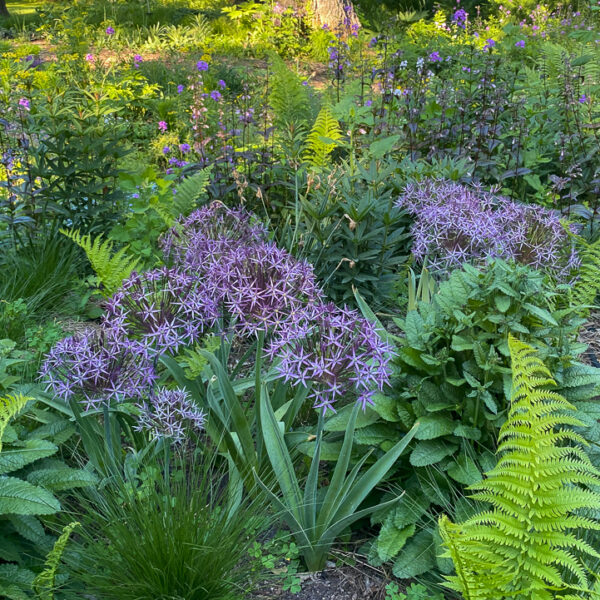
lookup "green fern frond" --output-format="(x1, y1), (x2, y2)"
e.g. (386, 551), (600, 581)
(303, 104), (342, 168)
(440, 335), (600, 599)
(61, 229), (139, 297)
(571, 234), (600, 312)
(0, 394), (31, 452)
(269, 55), (312, 130)
(33, 521), (79, 600)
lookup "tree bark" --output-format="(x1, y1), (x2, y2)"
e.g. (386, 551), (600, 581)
(310, 0), (359, 31)
(0, 0), (9, 18)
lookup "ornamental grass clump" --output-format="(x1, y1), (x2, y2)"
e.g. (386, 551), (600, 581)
(267, 302), (393, 414)
(397, 179), (579, 277)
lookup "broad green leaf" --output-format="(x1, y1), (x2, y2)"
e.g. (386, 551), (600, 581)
(410, 440), (458, 467)
(27, 467), (98, 491)
(414, 415), (455, 440)
(324, 404), (379, 432)
(392, 530), (435, 579)
(447, 454), (481, 485)
(377, 518), (416, 562)
(0, 477), (60, 515)
(0, 440), (58, 475)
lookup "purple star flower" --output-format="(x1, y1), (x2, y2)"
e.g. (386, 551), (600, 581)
(40, 331), (156, 410)
(205, 242), (322, 336)
(179, 143), (191, 154)
(160, 201), (267, 270)
(218, 79), (226, 89)
(134, 387), (205, 443)
(196, 60), (209, 71)
(515, 39), (525, 48)
(396, 180), (579, 279)
(103, 267), (218, 355)
(267, 302), (393, 414)
(429, 51), (442, 62)
(210, 90), (222, 101)
(177, 84), (185, 94)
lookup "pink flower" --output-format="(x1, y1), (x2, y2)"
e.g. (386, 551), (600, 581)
(105, 26), (115, 35)
(18, 97), (30, 110)
(85, 53), (95, 63)
(158, 121), (168, 132)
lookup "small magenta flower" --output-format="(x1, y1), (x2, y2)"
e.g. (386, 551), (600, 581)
(515, 39), (525, 48)
(217, 79), (226, 89)
(301, 80), (308, 86)
(196, 60), (209, 71)
(85, 53), (95, 62)
(210, 90), (222, 101)
(18, 97), (30, 110)
(105, 26), (115, 35)
(177, 84), (185, 94)
(134, 54), (143, 62)
(179, 143), (191, 154)
(429, 51), (442, 62)
(158, 121), (168, 132)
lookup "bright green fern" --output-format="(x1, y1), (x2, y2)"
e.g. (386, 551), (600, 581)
(0, 394), (31, 451)
(33, 521), (79, 600)
(303, 104), (342, 168)
(439, 334), (600, 600)
(155, 169), (211, 227)
(60, 229), (139, 297)
(571, 234), (600, 313)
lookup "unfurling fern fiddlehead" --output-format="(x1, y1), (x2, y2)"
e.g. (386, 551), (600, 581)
(439, 334), (600, 600)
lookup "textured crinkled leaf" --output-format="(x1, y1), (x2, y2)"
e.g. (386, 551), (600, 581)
(447, 455), (481, 485)
(414, 415), (455, 440)
(0, 477), (60, 515)
(0, 440), (58, 475)
(377, 518), (416, 562)
(410, 440), (458, 467)
(27, 467), (98, 491)
(392, 530), (435, 579)
(452, 425), (482, 440)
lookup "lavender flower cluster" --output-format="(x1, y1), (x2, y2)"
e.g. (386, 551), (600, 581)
(397, 180), (579, 278)
(42, 201), (393, 429)
(267, 303), (392, 414)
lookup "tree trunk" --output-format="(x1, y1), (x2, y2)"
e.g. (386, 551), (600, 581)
(311, 0), (359, 31)
(0, 0), (9, 18)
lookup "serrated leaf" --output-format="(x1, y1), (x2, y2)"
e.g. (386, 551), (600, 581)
(377, 518), (416, 562)
(414, 415), (455, 440)
(371, 394), (402, 422)
(27, 467), (98, 491)
(0, 440), (58, 475)
(410, 440), (458, 467)
(0, 477), (60, 515)
(324, 404), (379, 432)
(392, 530), (435, 579)
(447, 454), (481, 485)
(453, 425), (482, 440)
(8, 514), (47, 546)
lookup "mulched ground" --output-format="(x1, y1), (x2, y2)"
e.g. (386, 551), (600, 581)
(255, 564), (389, 600)
(578, 310), (600, 368)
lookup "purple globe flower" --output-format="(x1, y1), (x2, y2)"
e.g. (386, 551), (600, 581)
(40, 331), (156, 410)
(210, 90), (222, 101)
(105, 26), (115, 35)
(267, 302), (393, 414)
(160, 201), (267, 270)
(452, 8), (468, 28)
(396, 180), (579, 279)
(206, 242), (322, 336)
(179, 143), (191, 154)
(196, 60), (209, 71)
(515, 39), (526, 48)
(103, 267), (218, 355)
(134, 387), (205, 443)
(429, 51), (442, 62)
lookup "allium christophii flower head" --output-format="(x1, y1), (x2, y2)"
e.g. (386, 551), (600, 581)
(40, 330), (156, 410)
(207, 243), (322, 336)
(267, 302), (393, 414)
(103, 267), (217, 355)
(160, 201), (267, 270)
(397, 180), (578, 278)
(134, 387), (205, 443)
